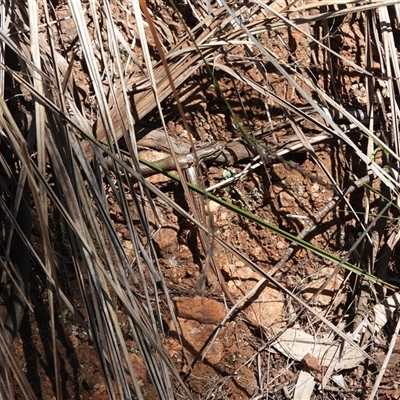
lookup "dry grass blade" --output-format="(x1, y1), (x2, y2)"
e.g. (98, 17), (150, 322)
(34, 0), (64, 396)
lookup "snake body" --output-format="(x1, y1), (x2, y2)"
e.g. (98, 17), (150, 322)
(139, 142), (223, 176)
(105, 142), (224, 177)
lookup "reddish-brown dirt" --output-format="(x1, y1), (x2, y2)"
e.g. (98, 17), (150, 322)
(4, 1), (400, 399)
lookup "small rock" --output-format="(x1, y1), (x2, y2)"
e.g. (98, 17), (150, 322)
(69, 334), (79, 348)
(175, 124), (184, 135)
(279, 191), (295, 208)
(276, 240), (286, 249)
(311, 183), (320, 193)
(208, 201), (221, 213)
(171, 318), (224, 364)
(153, 227), (178, 250)
(173, 296), (226, 324)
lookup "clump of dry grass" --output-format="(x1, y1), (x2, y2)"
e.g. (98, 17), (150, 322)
(0, 0), (399, 398)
